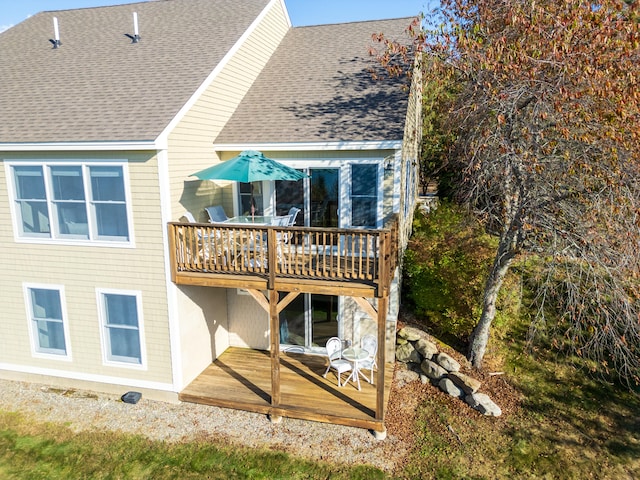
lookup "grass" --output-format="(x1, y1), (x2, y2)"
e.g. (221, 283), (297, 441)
(394, 322), (640, 479)
(1, 331), (638, 480)
(0, 412), (386, 480)
(2, 204), (639, 478)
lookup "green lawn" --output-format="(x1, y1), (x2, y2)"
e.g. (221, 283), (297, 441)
(2, 329), (639, 480)
(0, 412), (386, 479)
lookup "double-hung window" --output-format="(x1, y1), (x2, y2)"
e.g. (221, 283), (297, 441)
(24, 284), (71, 359)
(98, 289), (145, 367)
(10, 163), (131, 243)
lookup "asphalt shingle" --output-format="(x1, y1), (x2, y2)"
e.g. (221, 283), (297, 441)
(0, 0), (270, 143)
(214, 17), (416, 145)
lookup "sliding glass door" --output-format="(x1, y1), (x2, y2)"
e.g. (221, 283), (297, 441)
(274, 178), (304, 225)
(279, 293), (340, 350)
(310, 168), (339, 228)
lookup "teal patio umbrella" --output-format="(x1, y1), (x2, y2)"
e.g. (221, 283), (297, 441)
(191, 150), (307, 217)
(191, 150), (307, 183)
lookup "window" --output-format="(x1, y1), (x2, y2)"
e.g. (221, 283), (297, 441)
(24, 284), (70, 358)
(98, 290), (145, 366)
(13, 166), (50, 237)
(350, 164), (379, 227)
(238, 181), (263, 215)
(9, 163), (131, 243)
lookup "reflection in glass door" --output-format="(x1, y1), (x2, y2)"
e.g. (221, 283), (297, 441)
(311, 295), (338, 347)
(310, 168), (339, 228)
(275, 178), (304, 225)
(279, 293), (339, 349)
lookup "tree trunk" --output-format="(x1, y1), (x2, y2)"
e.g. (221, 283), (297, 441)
(468, 236), (515, 368)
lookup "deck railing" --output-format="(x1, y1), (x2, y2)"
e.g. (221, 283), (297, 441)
(168, 218), (398, 295)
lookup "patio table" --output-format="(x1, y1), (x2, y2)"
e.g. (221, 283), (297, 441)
(219, 216), (275, 267)
(342, 347), (369, 391)
(223, 215), (273, 225)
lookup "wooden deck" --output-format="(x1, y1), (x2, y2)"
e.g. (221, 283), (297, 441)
(179, 347), (394, 431)
(168, 221), (398, 297)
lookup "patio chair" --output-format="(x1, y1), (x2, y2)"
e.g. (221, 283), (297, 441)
(286, 207), (301, 226)
(205, 205), (229, 223)
(272, 215), (291, 269)
(181, 212), (227, 266)
(322, 337), (352, 387)
(359, 334), (378, 384)
(182, 211), (198, 223)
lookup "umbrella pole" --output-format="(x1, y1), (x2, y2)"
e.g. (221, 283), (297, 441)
(250, 185), (256, 221)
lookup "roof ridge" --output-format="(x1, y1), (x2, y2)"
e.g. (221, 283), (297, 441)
(292, 15), (418, 29)
(42, 1), (154, 16)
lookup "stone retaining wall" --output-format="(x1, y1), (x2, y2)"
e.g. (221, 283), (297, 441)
(396, 326), (502, 416)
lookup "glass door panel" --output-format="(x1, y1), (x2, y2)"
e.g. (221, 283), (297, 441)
(310, 168), (339, 228)
(279, 293), (306, 347)
(275, 178), (304, 225)
(238, 182), (263, 215)
(350, 164), (378, 227)
(311, 295), (338, 348)
(279, 294), (339, 349)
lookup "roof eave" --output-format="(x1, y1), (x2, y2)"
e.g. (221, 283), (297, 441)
(0, 140), (162, 152)
(213, 140), (403, 152)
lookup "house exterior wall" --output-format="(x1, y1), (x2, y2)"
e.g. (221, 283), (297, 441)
(175, 286), (229, 385)
(218, 147), (401, 352)
(167, 1), (290, 221)
(227, 289), (270, 349)
(163, 1), (290, 371)
(0, 150), (175, 396)
(397, 55), (423, 252)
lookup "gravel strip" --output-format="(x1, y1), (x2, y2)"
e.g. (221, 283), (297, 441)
(0, 378), (410, 472)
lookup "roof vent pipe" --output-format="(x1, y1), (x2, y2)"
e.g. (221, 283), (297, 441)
(50, 17), (61, 48)
(131, 12), (140, 43)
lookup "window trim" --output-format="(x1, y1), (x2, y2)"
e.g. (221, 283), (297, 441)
(96, 288), (147, 370)
(5, 160), (135, 248)
(23, 283), (72, 361)
(269, 156), (384, 229)
(348, 162), (383, 229)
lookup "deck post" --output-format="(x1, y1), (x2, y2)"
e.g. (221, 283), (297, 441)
(267, 228), (277, 290)
(168, 224), (177, 283)
(375, 294), (388, 422)
(377, 231), (391, 297)
(269, 289), (281, 408)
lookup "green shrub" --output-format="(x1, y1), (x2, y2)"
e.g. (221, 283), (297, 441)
(402, 202), (497, 344)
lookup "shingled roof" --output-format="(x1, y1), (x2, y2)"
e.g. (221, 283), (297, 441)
(214, 17), (416, 146)
(0, 0), (271, 143)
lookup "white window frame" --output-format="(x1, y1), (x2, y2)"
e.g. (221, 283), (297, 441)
(347, 162), (383, 229)
(270, 157), (384, 229)
(96, 288), (147, 369)
(5, 160), (135, 248)
(23, 283), (72, 361)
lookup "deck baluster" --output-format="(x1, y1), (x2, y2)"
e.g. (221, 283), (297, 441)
(169, 222), (396, 289)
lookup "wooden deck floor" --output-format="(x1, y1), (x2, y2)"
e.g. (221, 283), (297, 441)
(179, 347), (394, 431)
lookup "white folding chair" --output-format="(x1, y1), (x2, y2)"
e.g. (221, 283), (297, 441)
(359, 334), (378, 384)
(322, 337), (352, 387)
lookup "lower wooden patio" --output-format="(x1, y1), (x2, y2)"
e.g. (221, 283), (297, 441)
(179, 347), (394, 432)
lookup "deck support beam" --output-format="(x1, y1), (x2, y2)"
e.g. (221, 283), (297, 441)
(246, 288), (292, 410)
(352, 295), (387, 425)
(269, 289), (281, 408)
(375, 295), (388, 422)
